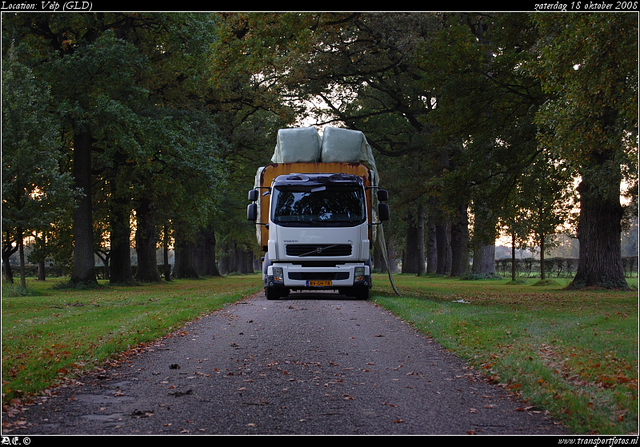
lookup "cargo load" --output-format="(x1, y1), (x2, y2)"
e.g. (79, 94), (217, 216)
(271, 126), (322, 163)
(248, 127), (399, 299)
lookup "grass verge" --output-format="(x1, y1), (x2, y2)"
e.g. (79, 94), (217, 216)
(2, 275), (261, 409)
(371, 274), (638, 435)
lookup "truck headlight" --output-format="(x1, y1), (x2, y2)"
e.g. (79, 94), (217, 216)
(354, 267), (365, 282)
(272, 267), (284, 283)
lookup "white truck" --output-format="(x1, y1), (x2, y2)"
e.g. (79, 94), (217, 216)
(247, 127), (390, 300)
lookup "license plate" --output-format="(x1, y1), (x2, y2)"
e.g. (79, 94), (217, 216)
(307, 280), (332, 287)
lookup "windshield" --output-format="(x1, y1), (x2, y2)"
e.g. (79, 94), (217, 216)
(272, 185), (366, 226)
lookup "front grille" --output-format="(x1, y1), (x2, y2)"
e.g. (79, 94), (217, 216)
(288, 272), (350, 280)
(291, 262), (346, 267)
(286, 244), (352, 257)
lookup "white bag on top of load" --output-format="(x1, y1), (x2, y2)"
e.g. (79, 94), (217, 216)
(271, 127), (321, 163)
(320, 127), (376, 170)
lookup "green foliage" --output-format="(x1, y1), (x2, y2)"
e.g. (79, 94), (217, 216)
(500, 149), (578, 275)
(416, 14), (547, 212)
(2, 57), (76, 232)
(532, 12), (638, 202)
(3, 14), (234, 280)
(2, 12), (636, 284)
(2, 55), (78, 285)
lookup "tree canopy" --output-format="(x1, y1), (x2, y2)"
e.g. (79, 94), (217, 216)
(2, 12), (637, 289)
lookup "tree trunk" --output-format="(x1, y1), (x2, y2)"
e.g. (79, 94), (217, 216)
(174, 230), (199, 279)
(471, 210), (497, 277)
(163, 222), (172, 281)
(32, 234), (47, 281)
(2, 233), (17, 283)
(511, 232), (517, 282)
(450, 203), (469, 277)
(426, 219), (438, 275)
(402, 205), (425, 275)
(109, 186), (133, 284)
(569, 178), (628, 289)
(71, 130), (97, 285)
(37, 261), (46, 281)
(435, 223), (450, 275)
(234, 246), (250, 274)
(374, 245), (388, 273)
(96, 252), (110, 280)
(218, 240), (256, 275)
(195, 225), (220, 277)
(472, 244), (495, 276)
(135, 198), (160, 282)
(18, 227), (26, 289)
(539, 233), (546, 281)
(2, 260), (14, 283)
(109, 151), (133, 284)
(218, 247), (229, 275)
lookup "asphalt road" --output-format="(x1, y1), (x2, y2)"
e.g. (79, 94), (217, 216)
(3, 290), (568, 436)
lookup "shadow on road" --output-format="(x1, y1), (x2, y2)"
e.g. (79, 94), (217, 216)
(270, 290), (364, 301)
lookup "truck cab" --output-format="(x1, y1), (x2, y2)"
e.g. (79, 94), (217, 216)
(248, 165), (389, 300)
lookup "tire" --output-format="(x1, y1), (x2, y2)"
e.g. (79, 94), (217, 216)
(265, 287), (280, 300)
(354, 287), (369, 300)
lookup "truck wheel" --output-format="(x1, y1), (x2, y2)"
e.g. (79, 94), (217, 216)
(265, 287), (280, 300)
(354, 288), (369, 300)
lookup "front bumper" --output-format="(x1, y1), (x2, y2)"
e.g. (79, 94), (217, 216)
(265, 263), (370, 290)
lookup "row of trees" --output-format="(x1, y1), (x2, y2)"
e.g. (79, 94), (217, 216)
(3, 12), (637, 290)
(2, 13), (282, 287)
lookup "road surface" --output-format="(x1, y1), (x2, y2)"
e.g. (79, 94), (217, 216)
(2, 291), (567, 435)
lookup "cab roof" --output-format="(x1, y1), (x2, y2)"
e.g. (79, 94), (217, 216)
(273, 173), (363, 187)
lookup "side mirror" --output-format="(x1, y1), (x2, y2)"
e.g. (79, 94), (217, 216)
(377, 189), (388, 201)
(248, 189), (259, 202)
(378, 203), (390, 222)
(247, 203), (257, 222)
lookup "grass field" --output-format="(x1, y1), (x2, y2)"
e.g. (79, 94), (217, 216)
(371, 274), (638, 435)
(2, 273), (638, 435)
(2, 276), (262, 411)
